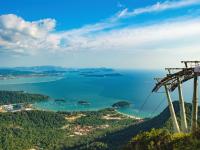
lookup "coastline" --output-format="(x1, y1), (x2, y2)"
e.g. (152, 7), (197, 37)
(33, 103), (142, 120)
(116, 110), (142, 120)
(0, 76), (64, 85)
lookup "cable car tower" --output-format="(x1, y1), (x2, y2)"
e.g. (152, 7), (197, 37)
(152, 61), (200, 133)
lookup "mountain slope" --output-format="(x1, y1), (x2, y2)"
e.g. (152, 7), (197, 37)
(72, 101), (200, 150)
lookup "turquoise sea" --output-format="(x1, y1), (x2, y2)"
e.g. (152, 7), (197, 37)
(0, 70), (197, 118)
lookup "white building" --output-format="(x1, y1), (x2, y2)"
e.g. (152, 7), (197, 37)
(3, 104), (14, 112)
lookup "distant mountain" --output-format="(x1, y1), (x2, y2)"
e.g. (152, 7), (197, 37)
(0, 66), (70, 78)
(2, 66), (114, 73)
(0, 66), (117, 79)
(14, 66), (68, 72)
(0, 68), (34, 76)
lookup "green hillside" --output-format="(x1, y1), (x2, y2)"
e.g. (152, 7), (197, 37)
(0, 90), (49, 105)
(123, 101), (200, 150)
(0, 108), (136, 150)
(81, 101), (200, 150)
(124, 128), (200, 150)
(0, 101), (199, 150)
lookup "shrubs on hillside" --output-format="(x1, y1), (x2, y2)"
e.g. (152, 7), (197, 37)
(124, 128), (200, 150)
(87, 142), (108, 150)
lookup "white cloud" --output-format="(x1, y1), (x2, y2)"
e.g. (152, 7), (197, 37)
(118, 0), (200, 18)
(0, 0), (200, 57)
(1, 13), (200, 58)
(59, 18), (200, 53)
(0, 14), (60, 54)
(117, 8), (128, 18)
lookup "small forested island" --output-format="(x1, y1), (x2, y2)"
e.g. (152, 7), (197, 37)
(80, 73), (122, 78)
(77, 100), (90, 105)
(112, 101), (131, 108)
(104, 73), (122, 77)
(55, 98), (65, 102)
(78, 68), (122, 78)
(0, 90), (49, 105)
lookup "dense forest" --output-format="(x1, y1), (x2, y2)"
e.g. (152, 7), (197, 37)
(0, 101), (199, 150)
(0, 90), (49, 105)
(0, 110), (67, 150)
(66, 101), (200, 150)
(0, 108), (136, 150)
(124, 128), (200, 150)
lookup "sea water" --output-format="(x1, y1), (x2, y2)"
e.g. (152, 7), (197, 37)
(0, 70), (196, 118)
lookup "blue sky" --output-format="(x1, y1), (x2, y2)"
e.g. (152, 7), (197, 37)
(0, 0), (200, 69)
(0, 0), (164, 30)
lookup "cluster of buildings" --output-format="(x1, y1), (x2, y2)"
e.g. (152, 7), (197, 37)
(0, 104), (24, 112)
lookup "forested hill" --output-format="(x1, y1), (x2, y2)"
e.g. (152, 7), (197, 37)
(85, 101), (200, 150)
(0, 100), (199, 150)
(0, 110), (67, 150)
(0, 90), (49, 105)
(0, 108), (136, 150)
(124, 102), (200, 150)
(142, 101), (200, 131)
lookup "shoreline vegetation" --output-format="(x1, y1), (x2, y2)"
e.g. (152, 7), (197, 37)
(116, 111), (141, 120)
(0, 90), (49, 105)
(0, 105), (140, 150)
(1, 98), (199, 150)
(0, 90), (140, 119)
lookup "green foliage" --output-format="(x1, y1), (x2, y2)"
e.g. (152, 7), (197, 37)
(73, 109), (134, 127)
(0, 110), (67, 150)
(1, 100), (199, 150)
(87, 142), (108, 150)
(124, 128), (200, 150)
(0, 90), (49, 105)
(122, 101), (200, 150)
(0, 108), (136, 150)
(85, 102), (200, 150)
(0, 110), (66, 128)
(125, 129), (173, 150)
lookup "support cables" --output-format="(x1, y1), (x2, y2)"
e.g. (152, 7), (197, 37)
(138, 92), (153, 114)
(149, 96), (165, 118)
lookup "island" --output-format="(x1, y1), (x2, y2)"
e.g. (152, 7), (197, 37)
(77, 100), (90, 105)
(0, 67), (66, 80)
(55, 98), (65, 102)
(0, 90), (49, 105)
(112, 101), (131, 108)
(0, 90), (49, 112)
(80, 73), (122, 78)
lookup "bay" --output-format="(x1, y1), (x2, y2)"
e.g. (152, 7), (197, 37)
(0, 70), (196, 118)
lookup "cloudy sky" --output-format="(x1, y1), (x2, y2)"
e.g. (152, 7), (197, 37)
(0, 0), (200, 69)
